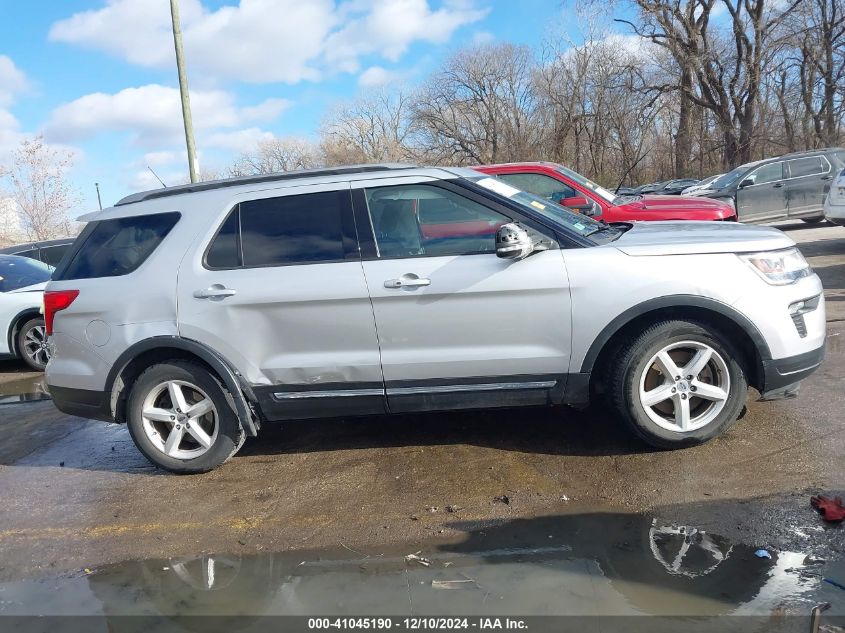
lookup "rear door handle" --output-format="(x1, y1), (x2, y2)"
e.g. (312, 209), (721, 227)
(193, 284), (237, 299)
(384, 273), (431, 289)
(773, 182), (783, 188)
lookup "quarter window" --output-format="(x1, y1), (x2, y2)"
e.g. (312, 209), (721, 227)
(365, 184), (510, 258)
(496, 172), (577, 201)
(788, 157), (828, 178)
(54, 212), (179, 280)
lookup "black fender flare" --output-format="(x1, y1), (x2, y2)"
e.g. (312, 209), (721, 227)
(105, 336), (259, 436)
(579, 295), (772, 375)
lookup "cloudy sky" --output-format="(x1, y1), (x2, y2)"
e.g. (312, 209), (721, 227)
(1, 0), (575, 212)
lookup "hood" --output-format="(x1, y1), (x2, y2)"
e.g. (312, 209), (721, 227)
(7, 281), (47, 294)
(627, 195), (731, 212)
(612, 221), (794, 256)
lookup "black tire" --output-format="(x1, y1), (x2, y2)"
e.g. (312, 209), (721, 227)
(608, 319), (748, 448)
(127, 360), (245, 474)
(16, 317), (49, 371)
(801, 217), (825, 224)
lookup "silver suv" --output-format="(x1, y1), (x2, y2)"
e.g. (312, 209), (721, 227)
(44, 165), (826, 473)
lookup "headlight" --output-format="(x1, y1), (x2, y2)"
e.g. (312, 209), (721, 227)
(739, 248), (812, 285)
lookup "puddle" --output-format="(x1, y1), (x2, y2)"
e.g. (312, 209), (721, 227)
(0, 375), (50, 405)
(0, 514), (843, 630)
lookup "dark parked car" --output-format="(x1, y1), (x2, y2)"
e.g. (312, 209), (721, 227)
(614, 186), (638, 196)
(698, 148), (845, 223)
(660, 179), (700, 195)
(636, 181), (671, 195)
(0, 238), (75, 267)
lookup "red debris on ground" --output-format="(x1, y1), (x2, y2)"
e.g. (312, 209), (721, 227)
(811, 495), (845, 522)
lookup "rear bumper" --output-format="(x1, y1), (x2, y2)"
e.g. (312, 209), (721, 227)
(759, 345), (825, 399)
(49, 385), (112, 422)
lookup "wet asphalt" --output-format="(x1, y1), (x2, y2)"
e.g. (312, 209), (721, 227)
(0, 221), (843, 622)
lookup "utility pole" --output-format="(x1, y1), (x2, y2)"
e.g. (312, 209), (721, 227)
(169, 0), (199, 183)
(95, 182), (103, 210)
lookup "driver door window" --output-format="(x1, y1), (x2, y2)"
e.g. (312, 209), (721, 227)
(365, 184), (510, 258)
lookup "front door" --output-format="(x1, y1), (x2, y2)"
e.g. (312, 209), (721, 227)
(352, 178), (572, 413)
(177, 182), (385, 420)
(736, 161), (787, 222)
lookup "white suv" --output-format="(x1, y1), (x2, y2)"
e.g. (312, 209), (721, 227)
(44, 165), (826, 473)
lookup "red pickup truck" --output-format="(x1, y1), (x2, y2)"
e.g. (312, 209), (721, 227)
(475, 162), (736, 222)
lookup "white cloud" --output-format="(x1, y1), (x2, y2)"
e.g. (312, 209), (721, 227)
(49, 0), (487, 83)
(471, 30), (494, 45)
(142, 150), (178, 167)
(358, 66), (400, 87)
(0, 55), (28, 107)
(204, 127), (276, 153)
(326, 0), (489, 72)
(44, 84), (288, 145)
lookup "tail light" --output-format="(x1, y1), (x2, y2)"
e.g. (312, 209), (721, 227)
(44, 290), (79, 335)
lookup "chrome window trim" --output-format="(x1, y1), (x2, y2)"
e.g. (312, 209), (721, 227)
(740, 156), (832, 189)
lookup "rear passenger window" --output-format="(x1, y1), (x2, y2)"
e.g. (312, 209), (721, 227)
(788, 157), (827, 178)
(54, 212), (179, 280)
(205, 190), (351, 269)
(206, 208), (242, 268)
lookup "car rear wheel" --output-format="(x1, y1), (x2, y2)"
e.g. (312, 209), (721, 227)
(17, 317), (50, 371)
(609, 320), (748, 448)
(801, 217), (825, 224)
(127, 361), (245, 474)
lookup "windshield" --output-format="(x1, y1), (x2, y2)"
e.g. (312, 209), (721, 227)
(0, 255), (52, 292)
(470, 176), (608, 240)
(556, 165), (619, 204)
(711, 162), (761, 190)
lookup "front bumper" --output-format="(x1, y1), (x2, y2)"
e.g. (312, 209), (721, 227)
(759, 345), (825, 400)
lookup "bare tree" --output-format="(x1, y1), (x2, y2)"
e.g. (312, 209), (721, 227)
(0, 136), (79, 241)
(321, 89), (416, 165)
(776, 0), (845, 147)
(227, 137), (322, 176)
(413, 43), (541, 164)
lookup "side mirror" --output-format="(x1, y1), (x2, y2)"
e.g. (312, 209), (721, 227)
(739, 178), (754, 188)
(557, 195), (599, 217)
(495, 223), (535, 260)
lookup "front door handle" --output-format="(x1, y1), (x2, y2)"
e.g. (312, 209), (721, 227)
(193, 284), (237, 299)
(384, 273), (431, 289)
(773, 182), (783, 188)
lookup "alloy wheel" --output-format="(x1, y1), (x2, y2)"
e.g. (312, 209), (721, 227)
(141, 380), (219, 460)
(22, 323), (50, 368)
(638, 340), (731, 433)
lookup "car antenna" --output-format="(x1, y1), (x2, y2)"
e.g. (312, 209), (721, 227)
(147, 166), (168, 188)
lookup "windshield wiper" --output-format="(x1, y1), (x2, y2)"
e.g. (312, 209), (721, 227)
(583, 224), (617, 237)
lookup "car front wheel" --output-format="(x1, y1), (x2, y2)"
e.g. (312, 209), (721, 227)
(127, 361), (245, 473)
(17, 317), (50, 371)
(609, 320), (748, 448)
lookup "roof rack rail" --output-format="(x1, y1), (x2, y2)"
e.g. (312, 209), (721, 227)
(780, 147), (844, 158)
(115, 163), (418, 206)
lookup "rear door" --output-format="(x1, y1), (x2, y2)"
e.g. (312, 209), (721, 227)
(176, 183), (385, 421)
(735, 161), (787, 222)
(353, 177), (572, 413)
(785, 156), (833, 217)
